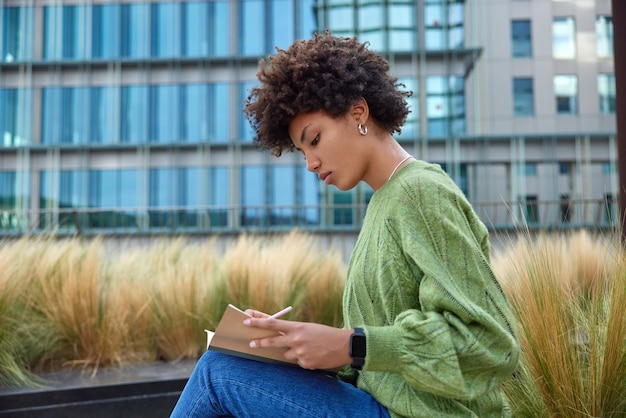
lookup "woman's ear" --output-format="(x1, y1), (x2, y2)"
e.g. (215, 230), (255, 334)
(351, 97), (370, 125)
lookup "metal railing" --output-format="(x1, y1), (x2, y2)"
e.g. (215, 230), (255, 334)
(0, 198), (619, 237)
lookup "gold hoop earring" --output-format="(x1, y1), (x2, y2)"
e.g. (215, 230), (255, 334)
(358, 124), (368, 136)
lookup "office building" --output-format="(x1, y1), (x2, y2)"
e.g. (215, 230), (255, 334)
(0, 0), (616, 242)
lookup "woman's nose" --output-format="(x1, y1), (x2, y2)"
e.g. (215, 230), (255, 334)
(305, 154), (320, 172)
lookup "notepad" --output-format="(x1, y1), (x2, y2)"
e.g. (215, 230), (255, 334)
(205, 304), (299, 367)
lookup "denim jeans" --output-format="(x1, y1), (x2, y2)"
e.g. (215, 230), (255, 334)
(170, 351), (391, 418)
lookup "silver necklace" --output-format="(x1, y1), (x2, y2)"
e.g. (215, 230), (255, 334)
(387, 155), (413, 181)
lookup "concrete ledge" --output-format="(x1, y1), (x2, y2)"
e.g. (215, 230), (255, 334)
(0, 360), (196, 418)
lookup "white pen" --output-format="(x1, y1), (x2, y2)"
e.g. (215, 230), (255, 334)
(269, 306), (293, 319)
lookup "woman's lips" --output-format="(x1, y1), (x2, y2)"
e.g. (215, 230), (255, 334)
(319, 172), (332, 184)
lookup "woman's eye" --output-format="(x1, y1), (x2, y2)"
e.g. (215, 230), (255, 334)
(311, 135), (319, 146)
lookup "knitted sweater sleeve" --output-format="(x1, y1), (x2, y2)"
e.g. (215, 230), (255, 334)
(353, 166), (519, 404)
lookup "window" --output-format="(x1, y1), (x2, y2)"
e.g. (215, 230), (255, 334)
(121, 4), (149, 58)
(596, 16), (613, 58)
(91, 87), (116, 144)
(0, 171), (17, 210)
(598, 74), (615, 114)
(2, 6), (34, 62)
(42, 87), (90, 144)
(92, 4), (120, 59)
(553, 17), (576, 59)
(241, 166), (267, 226)
(426, 75), (465, 137)
(520, 195), (539, 225)
(151, 3), (179, 58)
(88, 169), (138, 229)
(209, 83), (230, 142)
(321, 1), (417, 52)
(121, 86), (149, 143)
(241, 0), (265, 55)
(212, 2), (230, 56)
(181, 84), (209, 142)
(43, 5), (88, 60)
(149, 85), (178, 143)
(554, 75), (578, 115)
(149, 168), (190, 228)
(513, 78), (534, 116)
(516, 163), (537, 176)
(1, 88), (32, 146)
(271, 0), (295, 50)
(511, 20), (532, 58)
(425, 0), (464, 50)
(604, 193), (616, 225)
(209, 167), (229, 227)
(299, 0), (317, 40)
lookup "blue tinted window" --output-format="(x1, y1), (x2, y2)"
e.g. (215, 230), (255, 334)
(210, 167), (229, 227)
(328, 6), (352, 33)
(513, 78), (534, 116)
(425, 3), (444, 50)
(0, 171), (16, 209)
(271, 166), (296, 225)
(151, 3), (179, 58)
(121, 4), (149, 58)
(2, 6), (34, 62)
(43, 5), (88, 60)
(42, 88), (89, 144)
(121, 86), (149, 143)
(181, 84), (209, 141)
(511, 20), (532, 58)
(210, 83), (230, 142)
(91, 86), (116, 144)
(241, 0), (265, 55)
(241, 166), (267, 226)
(359, 4), (382, 32)
(211, 167), (228, 206)
(389, 4), (415, 51)
(1, 88), (32, 146)
(211, 1), (230, 56)
(150, 85), (178, 143)
(424, 1), (463, 50)
(93, 4), (120, 59)
(89, 169), (137, 209)
(150, 169), (175, 207)
(299, 0), (317, 39)
(426, 75), (465, 137)
(182, 2), (209, 57)
(272, 0), (295, 50)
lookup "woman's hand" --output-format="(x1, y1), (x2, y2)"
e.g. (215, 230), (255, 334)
(243, 316), (354, 371)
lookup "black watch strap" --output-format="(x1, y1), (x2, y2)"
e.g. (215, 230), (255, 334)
(349, 327), (366, 370)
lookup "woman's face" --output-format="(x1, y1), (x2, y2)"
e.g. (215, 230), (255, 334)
(288, 110), (368, 191)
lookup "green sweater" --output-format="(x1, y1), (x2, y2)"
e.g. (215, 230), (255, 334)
(341, 160), (519, 417)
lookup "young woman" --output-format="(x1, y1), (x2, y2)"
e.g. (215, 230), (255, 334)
(171, 32), (519, 418)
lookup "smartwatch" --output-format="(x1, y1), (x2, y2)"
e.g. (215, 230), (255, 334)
(349, 327), (366, 370)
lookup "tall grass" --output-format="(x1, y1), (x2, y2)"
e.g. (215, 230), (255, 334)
(0, 231), (345, 387)
(493, 230), (626, 417)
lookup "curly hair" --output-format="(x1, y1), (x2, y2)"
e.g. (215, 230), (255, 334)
(243, 31), (412, 156)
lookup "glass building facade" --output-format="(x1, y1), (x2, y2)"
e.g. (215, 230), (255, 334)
(0, 0), (617, 237)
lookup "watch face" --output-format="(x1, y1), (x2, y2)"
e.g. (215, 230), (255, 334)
(350, 334), (366, 358)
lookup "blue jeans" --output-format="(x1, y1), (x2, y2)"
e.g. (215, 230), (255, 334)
(170, 351), (390, 418)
